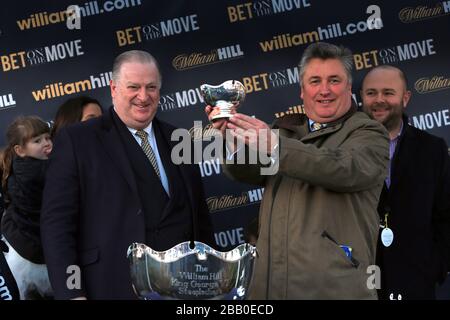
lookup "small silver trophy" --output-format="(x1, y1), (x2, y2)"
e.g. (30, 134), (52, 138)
(127, 241), (257, 300)
(200, 80), (246, 120)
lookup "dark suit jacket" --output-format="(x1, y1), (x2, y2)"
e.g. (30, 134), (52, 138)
(377, 120), (450, 299)
(41, 107), (214, 299)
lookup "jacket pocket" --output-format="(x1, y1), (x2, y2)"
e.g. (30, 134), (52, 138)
(321, 230), (360, 268)
(79, 247), (99, 266)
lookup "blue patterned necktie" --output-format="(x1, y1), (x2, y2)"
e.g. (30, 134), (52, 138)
(135, 130), (161, 180)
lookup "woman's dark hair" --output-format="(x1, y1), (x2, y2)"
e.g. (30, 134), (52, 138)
(51, 96), (102, 138)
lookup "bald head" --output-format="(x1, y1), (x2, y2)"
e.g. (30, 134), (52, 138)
(362, 65), (408, 91)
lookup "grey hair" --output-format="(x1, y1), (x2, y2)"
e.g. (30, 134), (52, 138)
(111, 50), (162, 87)
(298, 42), (353, 87)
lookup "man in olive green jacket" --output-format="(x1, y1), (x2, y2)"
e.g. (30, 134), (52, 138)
(206, 42), (389, 299)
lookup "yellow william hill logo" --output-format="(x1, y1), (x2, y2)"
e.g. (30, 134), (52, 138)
(172, 44), (244, 71)
(415, 75), (450, 94)
(274, 105), (304, 118)
(189, 124), (221, 141)
(173, 51), (217, 70)
(207, 188), (263, 213)
(31, 71), (111, 101)
(399, 2), (450, 23)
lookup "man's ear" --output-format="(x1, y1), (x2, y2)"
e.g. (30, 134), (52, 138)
(110, 80), (116, 99)
(347, 81), (352, 93)
(13, 145), (26, 158)
(403, 90), (411, 108)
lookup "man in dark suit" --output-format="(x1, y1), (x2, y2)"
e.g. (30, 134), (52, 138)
(41, 50), (214, 300)
(361, 65), (450, 299)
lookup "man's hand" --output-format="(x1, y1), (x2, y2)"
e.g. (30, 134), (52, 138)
(205, 103), (239, 135)
(227, 114), (278, 155)
(205, 105), (228, 136)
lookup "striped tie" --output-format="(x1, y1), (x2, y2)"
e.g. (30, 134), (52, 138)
(135, 130), (161, 180)
(311, 122), (325, 131)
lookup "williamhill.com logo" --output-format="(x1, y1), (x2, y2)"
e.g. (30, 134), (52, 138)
(259, 19), (381, 53)
(16, 0), (142, 30)
(259, 7), (383, 53)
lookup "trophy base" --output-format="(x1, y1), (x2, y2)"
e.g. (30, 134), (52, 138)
(211, 100), (234, 120)
(211, 113), (234, 120)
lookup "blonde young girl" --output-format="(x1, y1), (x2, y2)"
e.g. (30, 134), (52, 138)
(0, 116), (53, 299)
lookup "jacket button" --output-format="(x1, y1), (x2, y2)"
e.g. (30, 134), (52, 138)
(137, 209), (142, 215)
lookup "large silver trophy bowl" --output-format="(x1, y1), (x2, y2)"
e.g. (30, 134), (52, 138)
(127, 241), (257, 300)
(200, 80), (246, 120)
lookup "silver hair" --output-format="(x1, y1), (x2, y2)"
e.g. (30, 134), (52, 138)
(298, 42), (353, 87)
(111, 50), (162, 87)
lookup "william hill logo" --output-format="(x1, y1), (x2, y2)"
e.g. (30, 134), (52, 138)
(415, 75), (450, 94)
(399, 1), (450, 23)
(31, 71), (112, 101)
(189, 123), (221, 141)
(274, 105), (304, 118)
(207, 188), (264, 213)
(172, 44), (244, 71)
(0, 93), (16, 111)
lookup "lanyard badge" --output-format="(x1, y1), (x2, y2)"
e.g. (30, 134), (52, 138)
(380, 213), (394, 247)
